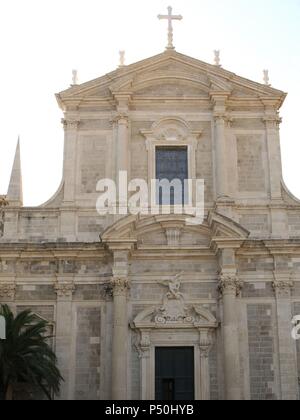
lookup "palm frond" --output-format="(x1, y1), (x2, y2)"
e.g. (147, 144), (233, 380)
(0, 304), (63, 400)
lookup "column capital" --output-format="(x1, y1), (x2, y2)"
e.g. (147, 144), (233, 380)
(262, 115), (282, 129)
(218, 272), (243, 297)
(61, 118), (80, 130)
(0, 283), (16, 300)
(54, 281), (76, 300)
(213, 113), (226, 123)
(111, 112), (129, 126)
(110, 277), (130, 296)
(214, 113), (234, 127)
(272, 278), (294, 298)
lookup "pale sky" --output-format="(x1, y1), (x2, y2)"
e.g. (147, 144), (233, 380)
(0, 0), (300, 206)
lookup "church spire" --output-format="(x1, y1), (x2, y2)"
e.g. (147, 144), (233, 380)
(7, 137), (23, 206)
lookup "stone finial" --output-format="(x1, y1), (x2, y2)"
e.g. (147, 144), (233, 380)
(119, 51), (125, 68)
(263, 69), (271, 86)
(72, 69), (78, 86)
(214, 50), (221, 67)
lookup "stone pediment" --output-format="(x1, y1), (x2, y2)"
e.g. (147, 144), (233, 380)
(102, 212), (249, 249)
(57, 50), (286, 110)
(133, 304), (218, 329)
(101, 214), (212, 245)
(208, 211), (250, 239)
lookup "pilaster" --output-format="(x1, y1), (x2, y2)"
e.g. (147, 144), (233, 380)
(210, 93), (230, 201)
(54, 278), (76, 400)
(272, 271), (299, 400)
(218, 247), (242, 400)
(108, 245), (133, 400)
(61, 118), (80, 205)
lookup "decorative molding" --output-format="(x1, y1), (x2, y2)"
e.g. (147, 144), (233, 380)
(218, 272), (243, 297)
(54, 282), (76, 298)
(0, 283), (16, 300)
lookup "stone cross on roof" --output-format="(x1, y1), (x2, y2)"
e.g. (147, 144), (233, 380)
(158, 6), (183, 50)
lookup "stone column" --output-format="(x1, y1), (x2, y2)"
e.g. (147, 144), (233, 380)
(263, 109), (287, 238)
(115, 114), (129, 174)
(110, 249), (131, 400)
(137, 331), (151, 400)
(273, 273), (299, 400)
(113, 112), (130, 216)
(218, 247), (242, 400)
(199, 328), (213, 400)
(60, 119), (80, 241)
(211, 94), (229, 200)
(54, 279), (75, 400)
(113, 93), (131, 181)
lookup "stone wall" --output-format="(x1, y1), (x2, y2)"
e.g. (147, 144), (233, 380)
(236, 134), (267, 193)
(79, 135), (108, 195)
(75, 306), (102, 400)
(247, 304), (277, 400)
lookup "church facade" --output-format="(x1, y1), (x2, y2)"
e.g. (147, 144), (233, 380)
(1, 47), (300, 400)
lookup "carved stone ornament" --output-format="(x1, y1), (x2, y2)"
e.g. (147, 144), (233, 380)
(54, 282), (75, 298)
(61, 119), (80, 130)
(0, 283), (16, 300)
(110, 277), (130, 295)
(133, 273), (218, 329)
(218, 273), (243, 297)
(199, 329), (213, 358)
(272, 279), (294, 297)
(134, 331), (151, 359)
(111, 113), (129, 126)
(154, 272), (193, 324)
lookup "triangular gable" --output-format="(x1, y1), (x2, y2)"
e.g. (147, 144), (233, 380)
(56, 50), (286, 109)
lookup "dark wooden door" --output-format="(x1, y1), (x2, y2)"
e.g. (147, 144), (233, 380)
(155, 347), (195, 400)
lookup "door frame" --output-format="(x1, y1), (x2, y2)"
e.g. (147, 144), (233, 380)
(137, 328), (212, 400)
(154, 345), (196, 401)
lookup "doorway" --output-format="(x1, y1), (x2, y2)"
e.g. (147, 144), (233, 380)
(155, 347), (195, 400)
